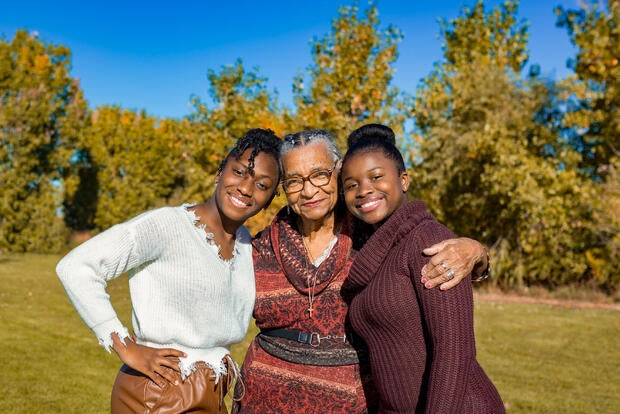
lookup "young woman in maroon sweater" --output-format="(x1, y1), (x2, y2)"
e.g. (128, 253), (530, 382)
(340, 126), (505, 413)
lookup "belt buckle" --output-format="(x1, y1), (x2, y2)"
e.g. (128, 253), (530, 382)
(297, 331), (321, 345)
(310, 332), (322, 346)
(301, 332), (347, 346)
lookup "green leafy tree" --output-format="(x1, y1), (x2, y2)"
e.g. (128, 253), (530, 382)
(183, 60), (287, 233)
(0, 30), (87, 252)
(556, 0), (619, 174)
(61, 123), (97, 233)
(556, 0), (620, 289)
(410, 1), (603, 289)
(593, 158), (620, 288)
(76, 106), (183, 230)
(292, 3), (410, 150)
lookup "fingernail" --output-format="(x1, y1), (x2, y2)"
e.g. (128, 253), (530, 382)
(440, 285), (446, 291)
(421, 268), (427, 276)
(425, 282), (432, 289)
(421, 278), (427, 284)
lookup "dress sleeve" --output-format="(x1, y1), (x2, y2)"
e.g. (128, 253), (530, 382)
(408, 220), (475, 413)
(56, 211), (162, 351)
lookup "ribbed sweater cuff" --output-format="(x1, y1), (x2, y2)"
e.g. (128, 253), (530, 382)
(92, 318), (130, 352)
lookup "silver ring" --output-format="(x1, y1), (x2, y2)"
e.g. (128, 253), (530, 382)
(446, 268), (455, 280)
(440, 262), (448, 270)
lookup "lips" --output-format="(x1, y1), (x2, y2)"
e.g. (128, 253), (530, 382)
(227, 193), (251, 209)
(357, 198), (382, 213)
(302, 198), (324, 208)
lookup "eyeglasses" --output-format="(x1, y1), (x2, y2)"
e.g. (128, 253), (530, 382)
(281, 162), (338, 194)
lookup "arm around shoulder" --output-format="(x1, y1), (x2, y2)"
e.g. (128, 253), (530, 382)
(421, 237), (491, 289)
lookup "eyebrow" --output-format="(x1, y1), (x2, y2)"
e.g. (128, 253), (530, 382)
(255, 173), (275, 181)
(234, 159), (276, 181)
(232, 159), (255, 175)
(342, 166), (382, 181)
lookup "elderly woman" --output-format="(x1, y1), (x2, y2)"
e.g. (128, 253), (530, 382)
(233, 129), (489, 413)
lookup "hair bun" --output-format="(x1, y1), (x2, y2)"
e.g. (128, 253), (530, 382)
(347, 123), (396, 148)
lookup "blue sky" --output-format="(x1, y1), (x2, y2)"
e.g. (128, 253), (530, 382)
(1, 0), (579, 119)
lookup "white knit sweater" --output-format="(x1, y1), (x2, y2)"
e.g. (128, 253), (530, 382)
(56, 204), (256, 379)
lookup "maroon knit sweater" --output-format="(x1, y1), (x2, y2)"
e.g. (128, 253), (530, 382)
(346, 201), (504, 413)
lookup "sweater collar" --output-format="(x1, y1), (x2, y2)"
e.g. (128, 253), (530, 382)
(268, 207), (353, 294)
(347, 200), (431, 288)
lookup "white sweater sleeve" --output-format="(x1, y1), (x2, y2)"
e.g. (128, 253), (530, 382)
(56, 219), (150, 351)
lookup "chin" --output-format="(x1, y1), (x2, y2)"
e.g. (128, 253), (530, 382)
(227, 206), (258, 223)
(355, 212), (386, 226)
(300, 207), (331, 221)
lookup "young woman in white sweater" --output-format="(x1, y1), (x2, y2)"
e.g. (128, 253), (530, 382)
(56, 129), (282, 413)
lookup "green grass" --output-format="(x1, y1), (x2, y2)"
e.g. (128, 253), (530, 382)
(2, 253), (619, 413)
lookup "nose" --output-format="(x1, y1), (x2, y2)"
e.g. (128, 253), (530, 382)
(356, 180), (373, 197)
(300, 179), (319, 197)
(237, 175), (253, 196)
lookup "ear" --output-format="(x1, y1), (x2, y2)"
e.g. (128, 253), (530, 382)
(400, 171), (410, 193)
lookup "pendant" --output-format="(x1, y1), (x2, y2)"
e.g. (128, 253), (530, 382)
(307, 305), (314, 318)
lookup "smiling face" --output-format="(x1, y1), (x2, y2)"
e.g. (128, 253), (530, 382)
(214, 148), (280, 224)
(280, 141), (340, 222)
(341, 149), (409, 228)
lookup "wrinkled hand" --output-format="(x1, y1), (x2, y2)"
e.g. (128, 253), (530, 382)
(420, 237), (486, 291)
(111, 333), (186, 388)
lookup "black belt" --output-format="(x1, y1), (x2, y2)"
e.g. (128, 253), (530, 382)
(260, 328), (346, 347)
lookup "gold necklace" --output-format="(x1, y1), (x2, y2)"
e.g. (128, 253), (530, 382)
(301, 236), (320, 318)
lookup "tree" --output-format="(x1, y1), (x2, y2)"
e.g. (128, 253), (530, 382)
(556, 0), (620, 290)
(183, 60), (287, 233)
(556, 0), (619, 175)
(410, 1), (604, 289)
(0, 30), (87, 252)
(292, 3), (410, 151)
(73, 106), (183, 230)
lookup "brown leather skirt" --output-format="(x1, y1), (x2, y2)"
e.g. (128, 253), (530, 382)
(111, 360), (232, 413)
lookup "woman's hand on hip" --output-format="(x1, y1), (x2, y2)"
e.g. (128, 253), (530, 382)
(111, 333), (187, 387)
(420, 237), (487, 291)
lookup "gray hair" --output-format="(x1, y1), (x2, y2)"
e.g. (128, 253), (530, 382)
(281, 129), (341, 165)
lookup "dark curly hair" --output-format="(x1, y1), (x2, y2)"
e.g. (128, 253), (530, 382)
(219, 128), (283, 181)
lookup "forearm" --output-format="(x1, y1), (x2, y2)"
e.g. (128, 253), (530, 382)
(413, 230), (477, 411)
(56, 223), (137, 348)
(420, 280), (476, 412)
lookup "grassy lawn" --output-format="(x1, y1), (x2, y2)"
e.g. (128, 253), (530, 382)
(1, 253), (618, 413)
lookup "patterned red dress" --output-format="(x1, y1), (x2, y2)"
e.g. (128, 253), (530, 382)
(232, 208), (377, 413)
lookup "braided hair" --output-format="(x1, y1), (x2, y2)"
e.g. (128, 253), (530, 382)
(218, 128), (283, 181)
(281, 129), (341, 163)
